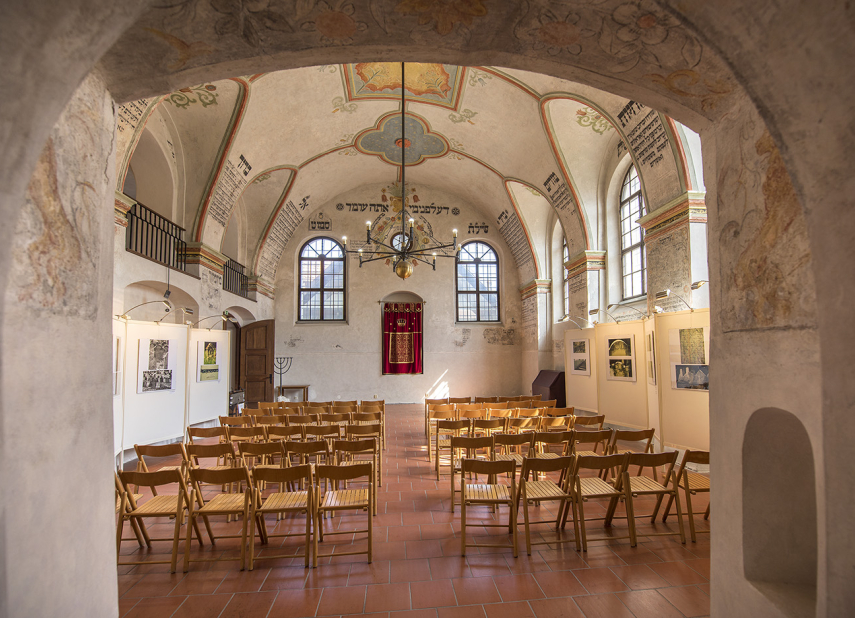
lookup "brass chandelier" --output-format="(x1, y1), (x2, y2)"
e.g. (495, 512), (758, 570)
(343, 62), (458, 280)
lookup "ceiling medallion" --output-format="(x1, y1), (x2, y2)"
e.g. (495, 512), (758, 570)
(343, 62), (459, 280)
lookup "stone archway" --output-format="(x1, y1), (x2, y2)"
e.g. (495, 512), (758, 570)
(2, 3), (853, 618)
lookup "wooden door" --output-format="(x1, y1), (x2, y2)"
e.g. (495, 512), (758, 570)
(240, 319), (274, 405)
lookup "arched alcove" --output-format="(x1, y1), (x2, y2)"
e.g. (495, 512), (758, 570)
(381, 291), (424, 304)
(122, 281), (199, 324)
(127, 128), (174, 221)
(743, 408), (817, 617)
(224, 305), (255, 326)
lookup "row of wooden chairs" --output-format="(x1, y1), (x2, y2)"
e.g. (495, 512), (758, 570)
(239, 403), (386, 448)
(116, 459), (374, 572)
(423, 396), (547, 435)
(258, 399), (384, 410)
(455, 447), (702, 558)
(217, 411), (385, 450)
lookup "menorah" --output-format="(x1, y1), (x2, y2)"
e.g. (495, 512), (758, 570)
(273, 357), (292, 390)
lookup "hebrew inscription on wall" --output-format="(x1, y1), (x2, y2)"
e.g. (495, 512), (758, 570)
(208, 157), (250, 227)
(497, 209), (535, 281)
(617, 100), (681, 208)
(258, 200), (305, 280)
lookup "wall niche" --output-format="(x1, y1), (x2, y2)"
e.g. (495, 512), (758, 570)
(742, 408), (817, 618)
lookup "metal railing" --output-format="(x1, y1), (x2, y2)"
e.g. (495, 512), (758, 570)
(125, 202), (186, 272)
(223, 258), (249, 298)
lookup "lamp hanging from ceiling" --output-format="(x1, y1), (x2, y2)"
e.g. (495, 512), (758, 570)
(343, 62), (458, 280)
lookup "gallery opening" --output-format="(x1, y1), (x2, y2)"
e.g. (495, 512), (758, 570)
(1, 2), (852, 617)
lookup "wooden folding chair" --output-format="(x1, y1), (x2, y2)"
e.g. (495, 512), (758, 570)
(184, 466), (254, 572)
(460, 458), (518, 557)
(573, 414), (604, 429)
(428, 407), (456, 461)
(449, 435), (494, 512)
(458, 407), (488, 430)
(279, 401), (303, 411)
(352, 411), (384, 452)
(516, 455), (576, 555)
(134, 443), (188, 495)
(449, 396), (472, 406)
(610, 451), (686, 544)
(567, 453), (636, 551)
(186, 442), (237, 471)
(424, 397), (449, 436)
(337, 400), (358, 407)
(266, 425), (305, 451)
(220, 415), (253, 428)
(243, 408), (267, 420)
(507, 417), (539, 436)
(187, 426), (228, 444)
(304, 424), (340, 450)
(543, 407), (575, 418)
(573, 428), (613, 457)
(659, 449), (710, 542)
(529, 394), (543, 401)
(331, 404), (357, 416)
(515, 407), (542, 420)
(435, 419), (469, 480)
(117, 467), (201, 573)
(457, 402), (484, 413)
(287, 413), (319, 433)
(496, 396), (517, 403)
(249, 465), (314, 569)
(319, 412), (351, 438)
(238, 441), (287, 477)
(115, 473), (144, 547)
(539, 416), (575, 434)
(474, 396), (497, 404)
(531, 431), (575, 463)
(257, 402), (279, 410)
(285, 439), (331, 469)
(472, 418), (505, 439)
(314, 463), (373, 564)
(345, 424), (382, 485)
(255, 414), (287, 427)
(494, 432), (534, 474)
(227, 426), (266, 449)
(607, 428), (657, 479)
(538, 399), (557, 408)
(486, 408), (514, 425)
(334, 438), (379, 515)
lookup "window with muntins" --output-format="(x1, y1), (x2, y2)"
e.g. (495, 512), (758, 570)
(456, 241), (499, 322)
(620, 165), (646, 299)
(298, 237), (345, 321)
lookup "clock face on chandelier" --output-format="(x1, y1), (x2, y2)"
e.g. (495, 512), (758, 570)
(391, 232), (412, 252)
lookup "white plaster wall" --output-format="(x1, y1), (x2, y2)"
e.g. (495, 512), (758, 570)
(273, 185), (524, 402)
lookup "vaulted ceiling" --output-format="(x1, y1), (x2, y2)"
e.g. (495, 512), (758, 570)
(116, 61), (690, 287)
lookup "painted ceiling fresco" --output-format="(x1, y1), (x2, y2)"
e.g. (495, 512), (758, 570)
(116, 61), (691, 287)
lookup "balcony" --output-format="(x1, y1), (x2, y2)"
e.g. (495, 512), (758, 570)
(125, 201), (186, 272)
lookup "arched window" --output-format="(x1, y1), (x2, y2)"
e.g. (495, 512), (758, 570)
(562, 236), (570, 319)
(298, 237), (345, 321)
(456, 241), (499, 322)
(620, 165), (646, 298)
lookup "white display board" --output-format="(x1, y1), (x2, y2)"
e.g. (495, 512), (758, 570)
(188, 328), (230, 425)
(596, 319), (649, 429)
(564, 328), (598, 413)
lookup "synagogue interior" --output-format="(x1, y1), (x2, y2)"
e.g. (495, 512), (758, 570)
(1, 2), (853, 618)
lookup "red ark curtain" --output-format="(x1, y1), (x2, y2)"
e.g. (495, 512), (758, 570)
(382, 302), (423, 375)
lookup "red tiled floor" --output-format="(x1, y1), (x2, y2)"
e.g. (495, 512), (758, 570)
(116, 404), (713, 618)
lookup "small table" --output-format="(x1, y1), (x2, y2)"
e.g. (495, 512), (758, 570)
(277, 385), (309, 402)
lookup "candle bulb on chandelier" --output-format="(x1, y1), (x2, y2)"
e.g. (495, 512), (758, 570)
(342, 236), (347, 249)
(366, 221), (371, 231)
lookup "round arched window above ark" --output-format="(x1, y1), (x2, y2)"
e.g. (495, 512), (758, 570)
(298, 237), (345, 321)
(456, 241), (499, 322)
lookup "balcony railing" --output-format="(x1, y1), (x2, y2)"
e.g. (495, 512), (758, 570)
(223, 258), (249, 298)
(125, 202), (186, 272)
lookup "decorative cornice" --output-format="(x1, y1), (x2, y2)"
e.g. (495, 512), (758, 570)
(114, 191), (134, 228)
(519, 278), (551, 300)
(247, 276), (275, 300)
(184, 242), (229, 276)
(638, 191), (706, 242)
(565, 250), (606, 278)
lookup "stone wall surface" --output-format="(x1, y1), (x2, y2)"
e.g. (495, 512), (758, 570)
(1, 72), (120, 618)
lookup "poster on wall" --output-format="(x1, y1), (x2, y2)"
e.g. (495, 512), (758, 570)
(569, 339), (590, 376)
(137, 338), (177, 393)
(647, 332), (656, 386)
(606, 335), (636, 382)
(668, 327), (709, 391)
(198, 340), (219, 382)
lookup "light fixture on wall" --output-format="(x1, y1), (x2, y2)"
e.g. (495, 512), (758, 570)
(342, 62), (458, 280)
(192, 311), (234, 330)
(607, 303), (648, 319)
(570, 315), (595, 326)
(690, 280), (708, 290)
(156, 306), (194, 325)
(116, 299), (172, 320)
(653, 305), (665, 313)
(654, 288), (693, 312)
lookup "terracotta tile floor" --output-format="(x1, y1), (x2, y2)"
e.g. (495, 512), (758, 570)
(118, 404), (710, 617)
